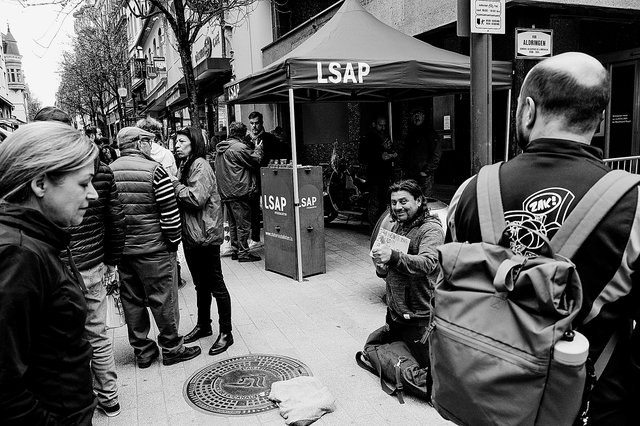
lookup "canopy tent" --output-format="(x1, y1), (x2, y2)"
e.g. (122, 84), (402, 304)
(224, 0), (513, 281)
(225, 0), (512, 104)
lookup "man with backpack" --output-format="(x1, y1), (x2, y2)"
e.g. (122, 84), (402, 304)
(443, 52), (639, 425)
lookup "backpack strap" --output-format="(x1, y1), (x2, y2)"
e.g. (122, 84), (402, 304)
(551, 170), (640, 258)
(476, 162), (505, 244)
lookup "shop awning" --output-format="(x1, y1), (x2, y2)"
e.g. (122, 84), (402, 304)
(224, 0), (511, 104)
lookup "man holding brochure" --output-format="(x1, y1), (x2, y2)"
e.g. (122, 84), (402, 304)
(370, 180), (444, 367)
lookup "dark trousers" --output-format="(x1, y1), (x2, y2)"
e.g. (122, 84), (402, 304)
(386, 310), (430, 368)
(119, 250), (182, 362)
(183, 244), (232, 333)
(224, 199), (252, 258)
(249, 194), (261, 242)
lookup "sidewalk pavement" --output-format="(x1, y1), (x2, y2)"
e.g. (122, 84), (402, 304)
(94, 221), (452, 426)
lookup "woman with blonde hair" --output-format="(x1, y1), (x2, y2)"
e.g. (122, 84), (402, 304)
(0, 122), (99, 425)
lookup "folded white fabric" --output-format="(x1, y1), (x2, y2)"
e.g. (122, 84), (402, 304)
(268, 376), (336, 426)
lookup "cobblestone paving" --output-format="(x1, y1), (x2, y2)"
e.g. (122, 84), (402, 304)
(94, 221), (452, 425)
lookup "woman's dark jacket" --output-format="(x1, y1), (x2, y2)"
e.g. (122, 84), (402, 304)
(64, 162), (125, 270)
(0, 205), (94, 425)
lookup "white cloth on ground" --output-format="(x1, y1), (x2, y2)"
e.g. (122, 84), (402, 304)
(268, 376), (336, 426)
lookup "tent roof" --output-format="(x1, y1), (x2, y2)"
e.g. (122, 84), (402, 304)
(225, 0), (512, 104)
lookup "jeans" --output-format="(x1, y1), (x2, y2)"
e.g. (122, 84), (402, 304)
(119, 250), (183, 362)
(183, 245), (232, 333)
(224, 199), (252, 258)
(81, 263), (119, 408)
(385, 310), (430, 368)
(249, 194), (261, 242)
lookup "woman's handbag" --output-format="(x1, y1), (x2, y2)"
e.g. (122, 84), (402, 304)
(104, 269), (126, 329)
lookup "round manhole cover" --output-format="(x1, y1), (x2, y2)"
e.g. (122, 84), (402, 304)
(183, 354), (312, 415)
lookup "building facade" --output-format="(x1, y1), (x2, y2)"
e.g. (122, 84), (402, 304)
(1, 25), (27, 125)
(230, 0), (640, 197)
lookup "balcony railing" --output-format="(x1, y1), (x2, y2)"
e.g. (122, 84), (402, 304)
(603, 155), (640, 174)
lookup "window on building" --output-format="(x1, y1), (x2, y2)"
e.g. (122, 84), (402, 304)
(158, 28), (164, 56)
(8, 69), (16, 83)
(153, 39), (157, 57)
(271, 0), (335, 40)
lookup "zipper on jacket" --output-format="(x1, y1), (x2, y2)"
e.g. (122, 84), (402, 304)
(434, 316), (546, 375)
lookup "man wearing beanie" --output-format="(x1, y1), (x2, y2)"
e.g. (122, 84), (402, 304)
(110, 127), (201, 368)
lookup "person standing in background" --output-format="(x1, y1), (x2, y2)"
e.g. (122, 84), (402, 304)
(172, 126), (234, 356)
(111, 127), (201, 368)
(402, 107), (441, 198)
(215, 122), (263, 262)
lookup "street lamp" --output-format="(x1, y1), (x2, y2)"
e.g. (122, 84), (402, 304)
(118, 87), (128, 127)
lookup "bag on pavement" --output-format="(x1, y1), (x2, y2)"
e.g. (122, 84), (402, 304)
(429, 163), (639, 426)
(356, 325), (430, 404)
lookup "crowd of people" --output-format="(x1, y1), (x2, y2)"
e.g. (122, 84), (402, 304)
(0, 51), (638, 425)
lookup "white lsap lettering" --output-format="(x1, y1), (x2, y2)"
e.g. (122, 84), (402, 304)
(263, 195), (287, 211)
(300, 196), (317, 208)
(316, 62), (370, 83)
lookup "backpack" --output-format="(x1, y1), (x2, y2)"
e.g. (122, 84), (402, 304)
(356, 325), (430, 404)
(429, 163), (640, 426)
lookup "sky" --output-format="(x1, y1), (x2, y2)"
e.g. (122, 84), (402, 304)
(1, 0), (76, 105)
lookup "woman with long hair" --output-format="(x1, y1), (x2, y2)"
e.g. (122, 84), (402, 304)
(172, 126), (234, 356)
(0, 122), (99, 425)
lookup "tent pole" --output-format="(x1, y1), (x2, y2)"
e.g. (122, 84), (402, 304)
(504, 88), (511, 162)
(288, 88), (304, 282)
(387, 101), (393, 143)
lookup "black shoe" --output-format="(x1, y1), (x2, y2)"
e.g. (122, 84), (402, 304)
(97, 402), (121, 417)
(209, 332), (234, 356)
(231, 253), (238, 260)
(184, 325), (212, 344)
(162, 346), (202, 366)
(238, 253), (261, 262)
(137, 351), (159, 369)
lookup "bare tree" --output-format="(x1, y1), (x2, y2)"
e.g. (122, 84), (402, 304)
(126, 0), (260, 133)
(56, 4), (129, 135)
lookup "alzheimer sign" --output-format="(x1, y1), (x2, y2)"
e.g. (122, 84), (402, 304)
(316, 62), (370, 84)
(516, 28), (553, 59)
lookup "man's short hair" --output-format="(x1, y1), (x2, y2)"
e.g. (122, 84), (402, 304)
(33, 106), (72, 126)
(228, 122), (248, 139)
(248, 111), (263, 122)
(136, 116), (163, 140)
(520, 62), (610, 133)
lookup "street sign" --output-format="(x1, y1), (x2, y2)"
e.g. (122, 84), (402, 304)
(471, 0), (505, 34)
(515, 28), (553, 59)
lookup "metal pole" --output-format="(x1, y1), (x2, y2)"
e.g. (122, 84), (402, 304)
(470, 33), (492, 174)
(288, 88), (303, 282)
(387, 101), (393, 143)
(504, 88), (511, 162)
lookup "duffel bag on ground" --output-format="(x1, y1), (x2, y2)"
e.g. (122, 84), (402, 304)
(356, 325), (430, 404)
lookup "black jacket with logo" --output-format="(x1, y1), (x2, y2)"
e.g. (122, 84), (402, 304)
(448, 139), (640, 425)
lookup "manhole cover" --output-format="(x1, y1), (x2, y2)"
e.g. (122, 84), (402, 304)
(183, 354), (312, 415)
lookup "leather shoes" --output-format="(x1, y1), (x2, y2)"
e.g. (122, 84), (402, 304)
(184, 324), (212, 344)
(162, 346), (202, 366)
(137, 351), (159, 369)
(209, 332), (234, 356)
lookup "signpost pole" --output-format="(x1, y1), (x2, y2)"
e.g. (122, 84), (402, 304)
(288, 88), (304, 282)
(470, 32), (492, 173)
